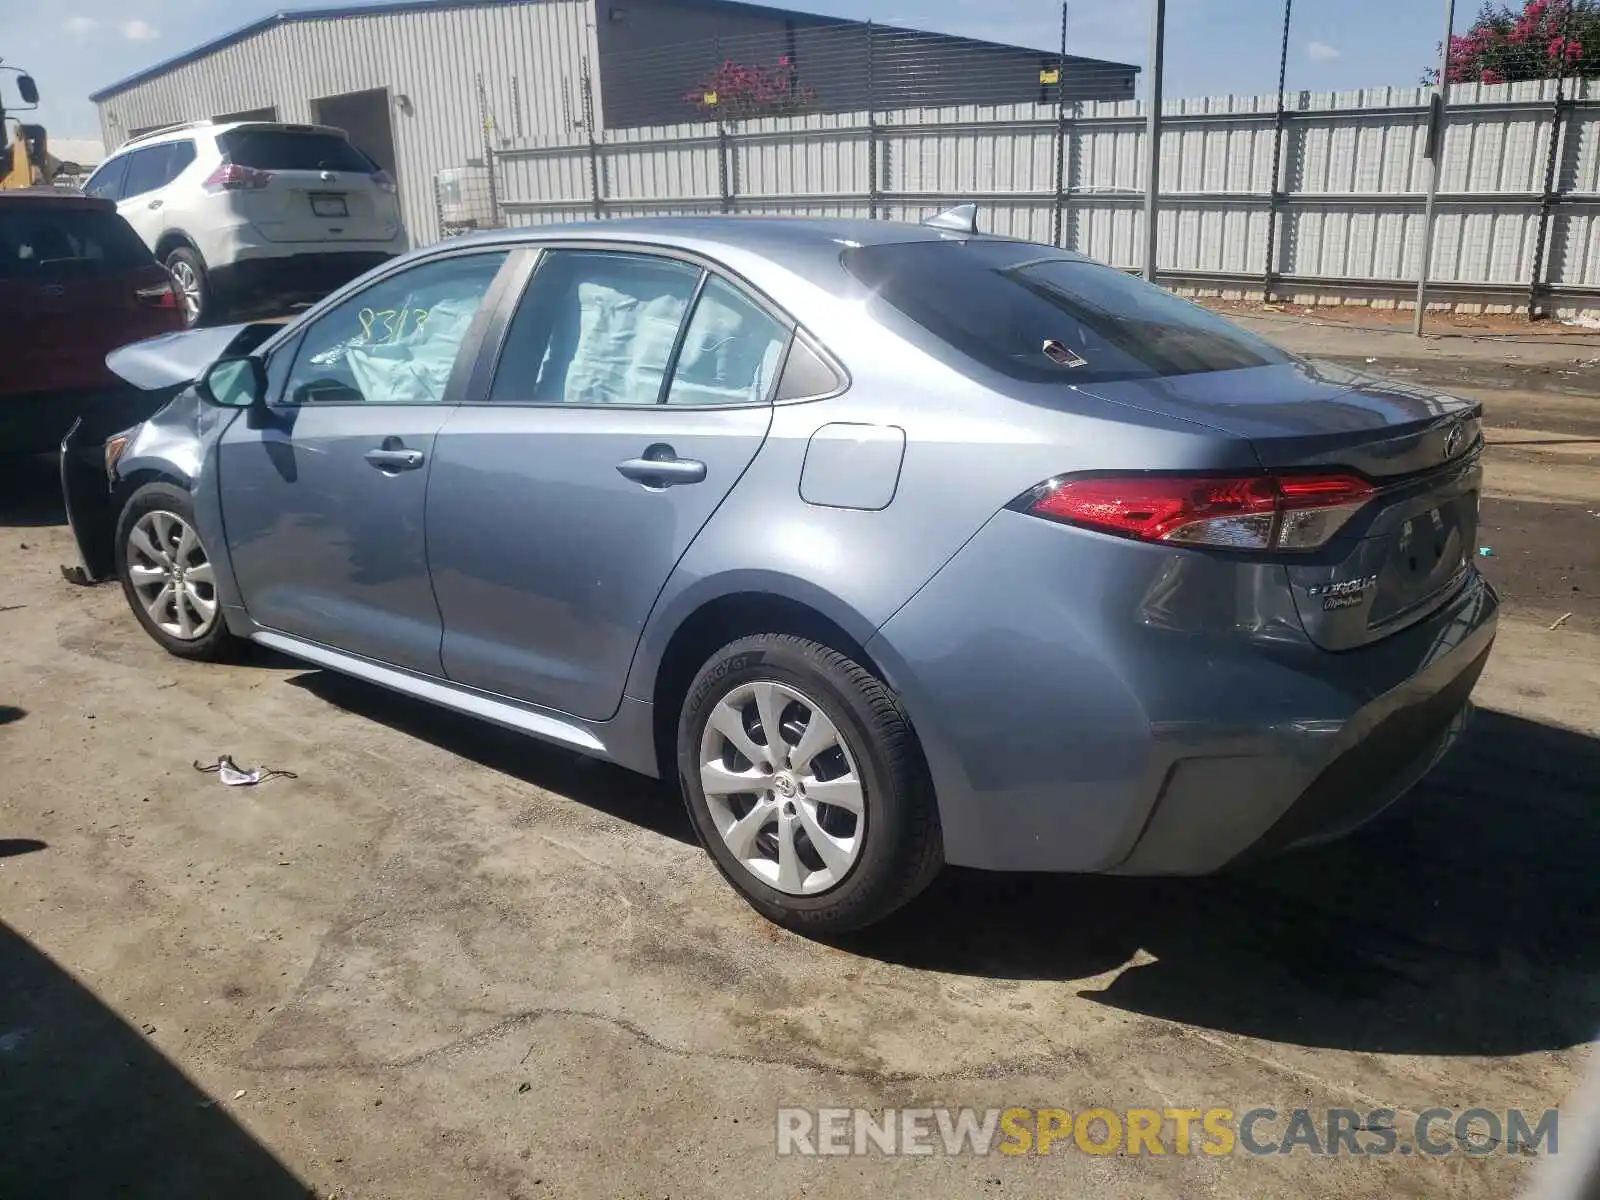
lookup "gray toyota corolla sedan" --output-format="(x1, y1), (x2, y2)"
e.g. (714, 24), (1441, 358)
(60, 213), (1497, 933)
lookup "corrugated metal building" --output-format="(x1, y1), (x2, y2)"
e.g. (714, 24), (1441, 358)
(88, 0), (1138, 245)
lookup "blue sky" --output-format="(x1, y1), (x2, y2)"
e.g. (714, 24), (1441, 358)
(3, 0), (1460, 139)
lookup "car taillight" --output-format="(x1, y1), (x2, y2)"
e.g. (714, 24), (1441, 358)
(203, 162), (273, 191)
(135, 281), (179, 309)
(371, 169), (397, 194)
(1017, 471), (1375, 552)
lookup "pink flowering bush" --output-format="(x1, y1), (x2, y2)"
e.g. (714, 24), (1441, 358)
(1437, 0), (1598, 82)
(684, 58), (817, 119)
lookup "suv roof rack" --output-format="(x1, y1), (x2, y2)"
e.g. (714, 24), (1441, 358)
(116, 119), (213, 150)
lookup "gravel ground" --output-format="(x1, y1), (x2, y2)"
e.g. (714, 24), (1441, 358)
(1, 320), (1596, 1199)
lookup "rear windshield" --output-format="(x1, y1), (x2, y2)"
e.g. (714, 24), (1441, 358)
(0, 206), (152, 280)
(219, 129), (375, 173)
(842, 240), (1290, 383)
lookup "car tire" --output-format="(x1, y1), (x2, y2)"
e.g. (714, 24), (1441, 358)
(165, 247), (221, 328)
(678, 634), (942, 934)
(114, 481), (240, 662)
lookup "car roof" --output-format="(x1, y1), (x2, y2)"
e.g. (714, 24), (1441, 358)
(447, 215), (1091, 273)
(108, 121), (348, 155)
(0, 189), (116, 212)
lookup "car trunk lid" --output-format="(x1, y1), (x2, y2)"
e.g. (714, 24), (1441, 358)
(1080, 360), (1484, 651)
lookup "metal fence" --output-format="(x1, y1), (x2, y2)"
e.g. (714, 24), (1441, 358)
(485, 75), (1600, 314)
(412, 3), (1600, 317)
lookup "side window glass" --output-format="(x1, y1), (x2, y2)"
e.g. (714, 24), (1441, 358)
(165, 140), (197, 185)
(665, 276), (789, 406)
(490, 250), (701, 405)
(84, 155), (129, 200)
(121, 146), (170, 199)
(281, 252), (508, 405)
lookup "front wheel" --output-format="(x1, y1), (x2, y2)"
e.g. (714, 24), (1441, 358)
(114, 481), (240, 661)
(677, 634), (942, 934)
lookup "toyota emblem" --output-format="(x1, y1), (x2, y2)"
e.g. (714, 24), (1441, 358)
(1444, 422), (1465, 459)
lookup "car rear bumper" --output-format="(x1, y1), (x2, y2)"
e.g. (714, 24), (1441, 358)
(210, 251), (399, 315)
(866, 509), (1500, 875)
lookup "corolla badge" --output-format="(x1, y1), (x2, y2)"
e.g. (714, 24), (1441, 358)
(1307, 574), (1380, 611)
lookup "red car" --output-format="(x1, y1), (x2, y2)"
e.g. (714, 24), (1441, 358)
(0, 189), (185, 455)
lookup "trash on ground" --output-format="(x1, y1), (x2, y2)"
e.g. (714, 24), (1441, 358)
(233, 1089), (247, 1100)
(1549, 612), (1573, 631)
(193, 755), (298, 786)
(1478, 546), (1495, 557)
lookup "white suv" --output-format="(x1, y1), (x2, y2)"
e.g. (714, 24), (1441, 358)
(83, 120), (406, 326)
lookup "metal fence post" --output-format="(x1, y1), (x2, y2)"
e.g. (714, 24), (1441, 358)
(1414, 0), (1457, 337)
(1528, 4), (1575, 320)
(1051, 3), (1069, 248)
(867, 21), (879, 219)
(1262, 0), (1293, 301)
(581, 60), (603, 219)
(714, 38), (733, 213)
(1142, 0), (1166, 281)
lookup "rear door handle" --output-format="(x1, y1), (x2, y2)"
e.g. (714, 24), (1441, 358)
(147, 199), (163, 210)
(365, 447), (425, 472)
(617, 453), (707, 487)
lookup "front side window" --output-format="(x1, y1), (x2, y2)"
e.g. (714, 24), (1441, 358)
(280, 252), (507, 405)
(83, 155), (129, 201)
(842, 240), (1289, 384)
(491, 250), (703, 406)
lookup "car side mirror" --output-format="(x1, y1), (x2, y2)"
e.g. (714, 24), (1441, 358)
(198, 356), (267, 409)
(17, 75), (39, 106)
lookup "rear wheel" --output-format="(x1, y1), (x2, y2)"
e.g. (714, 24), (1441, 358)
(677, 634), (942, 934)
(114, 481), (240, 661)
(165, 246), (219, 327)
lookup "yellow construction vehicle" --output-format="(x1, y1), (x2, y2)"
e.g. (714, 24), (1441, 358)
(2, 59), (74, 188)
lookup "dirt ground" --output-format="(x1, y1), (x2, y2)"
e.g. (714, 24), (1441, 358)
(1, 318), (1597, 1199)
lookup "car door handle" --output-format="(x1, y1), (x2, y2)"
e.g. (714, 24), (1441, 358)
(616, 454), (707, 487)
(147, 199), (163, 210)
(364, 447), (425, 472)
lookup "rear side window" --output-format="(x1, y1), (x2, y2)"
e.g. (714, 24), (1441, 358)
(166, 140), (198, 181)
(120, 145), (172, 198)
(490, 251), (703, 406)
(220, 129), (374, 173)
(842, 241), (1289, 384)
(0, 207), (152, 280)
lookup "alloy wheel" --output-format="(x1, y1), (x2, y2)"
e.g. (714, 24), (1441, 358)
(169, 259), (202, 325)
(698, 680), (866, 895)
(126, 510), (218, 640)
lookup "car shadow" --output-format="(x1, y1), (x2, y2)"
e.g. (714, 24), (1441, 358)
(0, 705), (26, 726)
(263, 661), (1598, 1058)
(0, 455), (67, 528)
(283, 669), (696, 847)
(844, 708), (1600, 1058)
(0, 919), (309, 1198)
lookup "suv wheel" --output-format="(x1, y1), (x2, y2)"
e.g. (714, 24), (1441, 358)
(165, 247), (218, 327)
(678, 634), (942, 934)
(114, 482), (240, 661)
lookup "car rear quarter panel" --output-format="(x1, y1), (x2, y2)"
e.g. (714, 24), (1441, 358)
(620, 280), (1267, 710)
